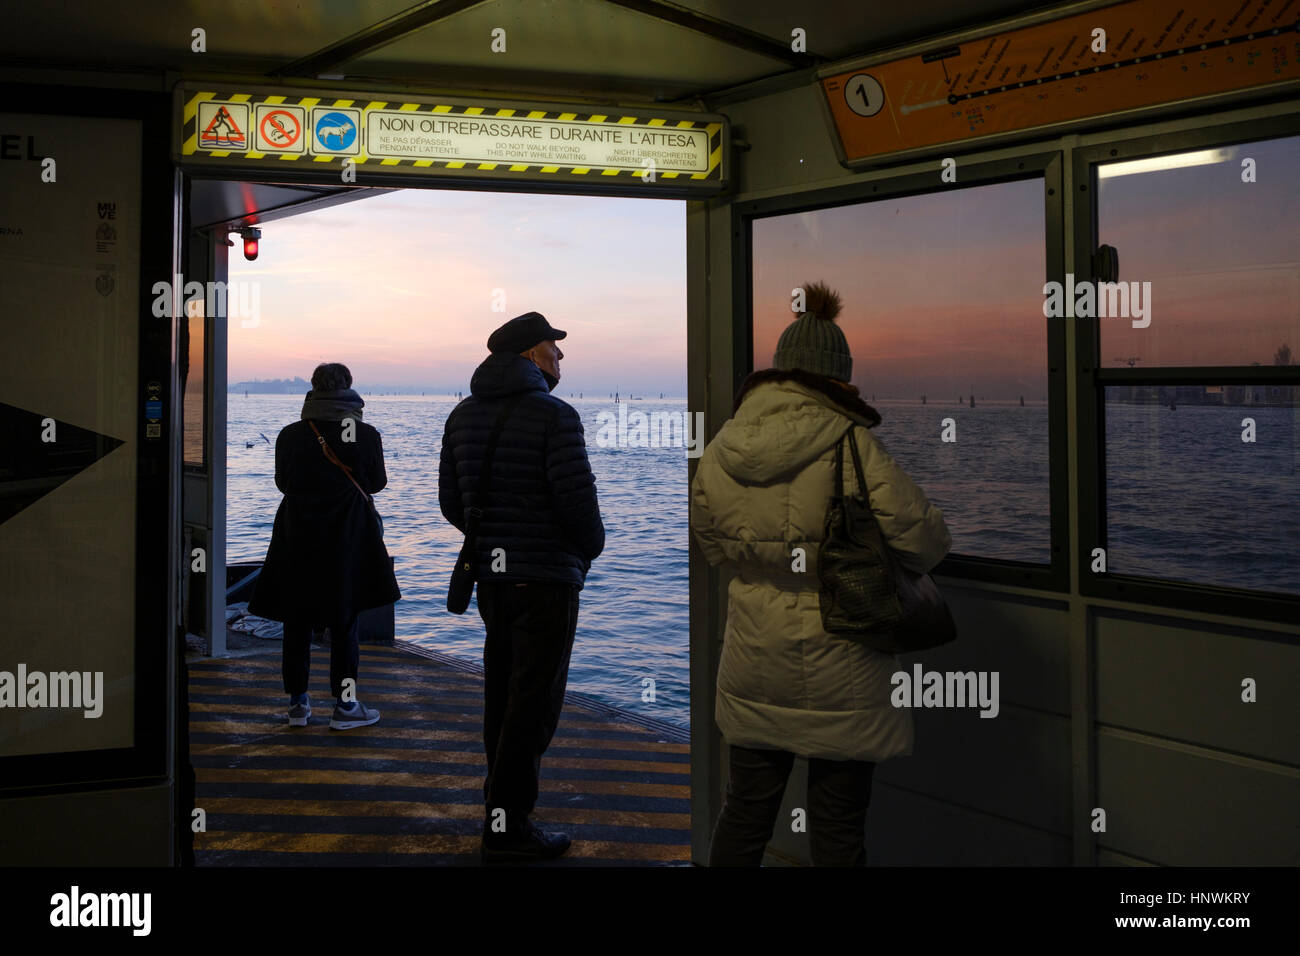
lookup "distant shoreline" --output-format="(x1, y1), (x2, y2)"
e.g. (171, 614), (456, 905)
(226, 391), (1296, 407)
(228, 389), (691, 398)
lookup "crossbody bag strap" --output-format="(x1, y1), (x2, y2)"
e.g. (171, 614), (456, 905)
(834, 431), (844, 491)
(832, 432), (851, 531)
(465, 392), (526, 533)
(308, 419), (371, 501)
(834, 430), (848, 502)
(845, 425), (869, 499)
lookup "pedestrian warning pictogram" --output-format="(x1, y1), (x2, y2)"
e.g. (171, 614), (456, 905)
(197, 102), (248, 150)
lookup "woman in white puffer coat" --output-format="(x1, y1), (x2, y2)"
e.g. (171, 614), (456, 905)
(691, 281), (951, 866)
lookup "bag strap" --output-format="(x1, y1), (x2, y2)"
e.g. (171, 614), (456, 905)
(465, 393), (526, 534)
(845, 427), (869, 498)
(834, 432), (845, 497)
(308, 419), (371, 502)
(833, 425), (870, 500)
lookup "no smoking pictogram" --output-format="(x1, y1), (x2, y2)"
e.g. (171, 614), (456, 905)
(260, 109), (301, 148)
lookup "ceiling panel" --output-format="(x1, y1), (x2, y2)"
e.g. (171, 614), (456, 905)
(336, 0), (792, 101)
(5, 0), (1089, 104)
(681, 0), (1075, 62)
(5, 0), (418, 74)
(188, 179), (394, 230)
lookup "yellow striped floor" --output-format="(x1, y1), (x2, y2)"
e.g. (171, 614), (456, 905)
(186, 642), (690, 866)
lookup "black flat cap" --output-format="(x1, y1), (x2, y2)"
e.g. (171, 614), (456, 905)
(487, 311), (567, 353)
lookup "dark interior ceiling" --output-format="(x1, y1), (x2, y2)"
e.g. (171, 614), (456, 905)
(12, 0), (1085, 230)
(11, 0), (1077, 105)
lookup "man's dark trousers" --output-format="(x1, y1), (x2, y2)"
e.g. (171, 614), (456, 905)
(477, 580), (579, 824)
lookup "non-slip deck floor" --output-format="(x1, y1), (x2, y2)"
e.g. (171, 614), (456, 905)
(188, 643), (691, 865)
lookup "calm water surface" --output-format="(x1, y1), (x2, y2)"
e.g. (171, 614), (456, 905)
(227, 394), (691, 729)
(228, 395), (1299, 730)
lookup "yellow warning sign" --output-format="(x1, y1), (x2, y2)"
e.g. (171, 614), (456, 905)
(821, 0), (1300, 166)
(176, 84), (727, 195)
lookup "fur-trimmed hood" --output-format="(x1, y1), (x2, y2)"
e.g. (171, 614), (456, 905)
(709, 368), (883, 484)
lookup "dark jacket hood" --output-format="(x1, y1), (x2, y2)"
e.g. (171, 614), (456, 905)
(469, 352), (550, 400)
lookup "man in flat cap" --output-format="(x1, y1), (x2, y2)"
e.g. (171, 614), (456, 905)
(439, 311), (605, 863)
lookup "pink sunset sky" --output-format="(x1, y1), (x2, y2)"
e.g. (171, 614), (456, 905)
(228, 188), (687, 394)
(227, 136), (1298, 399)
(752, 136), (1298, 400)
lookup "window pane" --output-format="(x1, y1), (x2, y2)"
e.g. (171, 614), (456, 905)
(752, 179), (1049, 562)
(1104, 385), (1300, 595)
(1097, 136), (1300, 368)
(183, 298), (205, 467)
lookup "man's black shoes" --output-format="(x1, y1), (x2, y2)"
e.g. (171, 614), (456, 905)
(480, 817), (572, 864)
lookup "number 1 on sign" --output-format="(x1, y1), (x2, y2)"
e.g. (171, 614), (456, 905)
(845, 74), (885, 117)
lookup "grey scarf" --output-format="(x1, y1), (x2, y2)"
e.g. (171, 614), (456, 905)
(301, 388), (364, 422)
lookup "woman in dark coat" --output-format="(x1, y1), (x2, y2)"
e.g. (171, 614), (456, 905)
(249, 363), (400, 730)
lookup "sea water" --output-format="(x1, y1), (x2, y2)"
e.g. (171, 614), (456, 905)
(227, 394), (691, 729)
(227, 394), (1299, 731)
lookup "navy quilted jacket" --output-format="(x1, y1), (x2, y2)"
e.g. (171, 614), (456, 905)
(439, 352), (604, 587)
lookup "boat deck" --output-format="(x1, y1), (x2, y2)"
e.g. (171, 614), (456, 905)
(186, 640), (692, 866)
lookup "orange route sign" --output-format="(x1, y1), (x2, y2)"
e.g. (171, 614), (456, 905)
(821, 0), (1300, 166)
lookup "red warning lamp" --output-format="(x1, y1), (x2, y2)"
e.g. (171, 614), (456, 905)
(239, 226), (261, 261)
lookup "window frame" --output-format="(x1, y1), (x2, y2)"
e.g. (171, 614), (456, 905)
(735, 151), (1068, 592)
(1073, 115), (1300, 623)
(181, 296), (208, 474)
